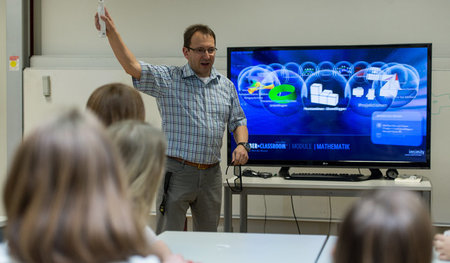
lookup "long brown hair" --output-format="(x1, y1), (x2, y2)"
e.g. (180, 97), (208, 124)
(334, 189), (433, 263)
(107, 120), (167, 225)
(3, 108), (151, 263)
(86, 82), (145, 126)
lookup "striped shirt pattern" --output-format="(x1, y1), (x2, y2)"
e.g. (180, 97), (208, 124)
(133, 62), (247, 164)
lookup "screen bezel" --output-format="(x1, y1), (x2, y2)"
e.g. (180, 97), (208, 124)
(226, 43), (432, 169)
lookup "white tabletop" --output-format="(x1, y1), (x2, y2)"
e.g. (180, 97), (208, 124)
(224, 176), (431, 191)
(159, 231), (446, 263)
(158, 231), (327, 263)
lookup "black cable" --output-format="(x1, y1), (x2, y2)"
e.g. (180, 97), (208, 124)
(314, 234), (330, 263)
(225, 165), (242, 193)
(314, 196), (332, 263)
(225, 177), (242, 193)
(290, 196), (301, 234)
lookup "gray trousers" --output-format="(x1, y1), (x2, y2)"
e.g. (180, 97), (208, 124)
(155, 158), (222, 234)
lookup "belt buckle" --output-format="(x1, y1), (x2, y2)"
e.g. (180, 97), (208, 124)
(197, 163), (207, 169)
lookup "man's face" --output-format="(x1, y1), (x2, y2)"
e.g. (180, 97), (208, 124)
(183, 31), (216, 78)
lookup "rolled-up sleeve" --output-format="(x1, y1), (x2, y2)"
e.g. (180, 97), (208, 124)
(132, 62), (174, 98)
(227, 80), (247, 132)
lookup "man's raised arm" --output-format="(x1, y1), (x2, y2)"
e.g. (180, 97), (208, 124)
(95, 8), (141, 80)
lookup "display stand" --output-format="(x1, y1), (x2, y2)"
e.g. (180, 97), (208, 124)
(368, 168), (383, 179)
(279, 166), (290, 177)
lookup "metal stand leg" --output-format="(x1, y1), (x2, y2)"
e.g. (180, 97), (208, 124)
(240, 191), (248, 232)
(224, 187), (232, 232)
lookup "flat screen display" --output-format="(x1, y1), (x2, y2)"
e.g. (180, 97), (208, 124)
(227, 44), (431, 169)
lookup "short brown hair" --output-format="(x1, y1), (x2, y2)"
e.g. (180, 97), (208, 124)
(183, 24), (216, 48)
(86, 83), (145, 126)
(334, 189), (433, 263)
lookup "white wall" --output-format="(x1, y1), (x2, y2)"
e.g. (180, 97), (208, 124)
(39, 0), (450, 58)
(0, 0), (7, 215)
(24, 64), (450, 227)
(19, 0), (450, 229)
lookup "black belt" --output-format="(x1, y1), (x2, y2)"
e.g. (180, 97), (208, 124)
(168, 156), (218, 170)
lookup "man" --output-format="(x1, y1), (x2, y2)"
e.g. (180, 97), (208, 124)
(95, 9), (250, 233)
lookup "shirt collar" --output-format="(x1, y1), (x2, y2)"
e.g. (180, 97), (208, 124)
(182, 64), (220, 80)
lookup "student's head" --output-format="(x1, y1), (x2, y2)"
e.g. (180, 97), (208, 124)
(182, 24), (216, 78)
(3, 108), (151, 263)
(334, 189), (433, 263)
(107, 120), (167, 224)
(86, 82), (145, 126)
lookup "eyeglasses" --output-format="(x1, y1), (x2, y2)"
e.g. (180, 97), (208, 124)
(226, 164), (242, 193)
(187, 47), (217, 55)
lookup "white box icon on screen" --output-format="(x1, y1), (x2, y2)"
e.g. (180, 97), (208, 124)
(319, 94), (328, 104)
(327, 93), (339, 106)
(311, 83), (322, 95)
(311, 94), (320, 103)
(310, 83), (339, 106)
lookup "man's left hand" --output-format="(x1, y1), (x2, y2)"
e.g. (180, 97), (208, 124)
(232, 145), (249, 166)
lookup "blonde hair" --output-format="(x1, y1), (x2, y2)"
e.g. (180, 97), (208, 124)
(107, 120), (167, 224)
(334, 189), (433, 263)
(86, 82), (145, 126)
(3, 108), (151, 263)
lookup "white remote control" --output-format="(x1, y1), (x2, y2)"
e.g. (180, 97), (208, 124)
(98, 0), (106, 38)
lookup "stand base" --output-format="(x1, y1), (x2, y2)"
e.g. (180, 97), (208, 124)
(279, 167), (290, 177)
(386, 168), (399, 179)
(369, 168), (383, 179)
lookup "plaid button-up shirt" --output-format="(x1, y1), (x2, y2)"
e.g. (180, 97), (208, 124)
(133, 62), (247, 164)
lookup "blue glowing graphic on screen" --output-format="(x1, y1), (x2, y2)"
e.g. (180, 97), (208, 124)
(228, 45), (430, 167)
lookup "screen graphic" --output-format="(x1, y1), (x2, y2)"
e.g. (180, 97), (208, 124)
(228, 44), (431, 168)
